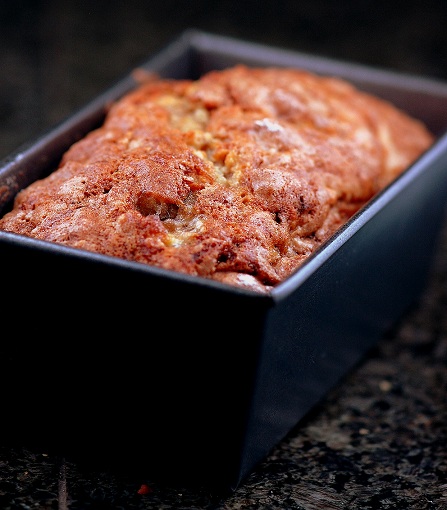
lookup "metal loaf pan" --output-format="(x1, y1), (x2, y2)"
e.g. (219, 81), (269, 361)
(1, 30), (447, 492)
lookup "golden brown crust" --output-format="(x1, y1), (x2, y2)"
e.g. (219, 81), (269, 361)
(0, 65), (435, 292)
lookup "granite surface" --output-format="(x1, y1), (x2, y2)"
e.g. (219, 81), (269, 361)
(1, 1), (447, 508)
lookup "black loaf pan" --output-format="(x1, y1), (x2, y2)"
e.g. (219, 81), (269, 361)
(2, 30), (447, 492)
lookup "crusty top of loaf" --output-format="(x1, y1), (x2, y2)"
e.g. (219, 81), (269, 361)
(0, 65), (434, 293)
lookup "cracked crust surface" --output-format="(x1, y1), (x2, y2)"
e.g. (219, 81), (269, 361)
(0, 65), (435, 292)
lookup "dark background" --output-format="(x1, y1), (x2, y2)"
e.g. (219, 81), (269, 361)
(1, 0), (447, 160)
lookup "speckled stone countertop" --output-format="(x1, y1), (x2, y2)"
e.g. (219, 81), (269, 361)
(1, 1), (447, 508)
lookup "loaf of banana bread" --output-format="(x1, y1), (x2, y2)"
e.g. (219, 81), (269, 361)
(0, 65), (434, 292)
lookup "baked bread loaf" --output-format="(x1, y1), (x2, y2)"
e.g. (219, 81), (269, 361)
(0, 65), (434, 293)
